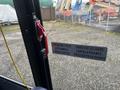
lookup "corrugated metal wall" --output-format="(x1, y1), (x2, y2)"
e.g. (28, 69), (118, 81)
(41, 7), (55, 20)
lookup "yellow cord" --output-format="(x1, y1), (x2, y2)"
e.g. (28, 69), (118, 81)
(0, 26), (29, 90)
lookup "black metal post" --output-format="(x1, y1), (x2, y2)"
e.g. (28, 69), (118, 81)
(32, 0), (43, 25)
(13, 0), (53, 90)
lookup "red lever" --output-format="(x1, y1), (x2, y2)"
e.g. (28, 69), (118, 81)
(35, 20), (49, 55)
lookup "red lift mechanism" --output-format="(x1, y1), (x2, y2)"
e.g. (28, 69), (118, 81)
(35, 20), (49, 56)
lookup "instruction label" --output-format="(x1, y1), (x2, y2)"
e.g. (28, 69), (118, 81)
(52, 42), (107, 61)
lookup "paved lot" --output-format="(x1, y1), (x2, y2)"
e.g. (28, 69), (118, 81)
(0, 21), (120, 90)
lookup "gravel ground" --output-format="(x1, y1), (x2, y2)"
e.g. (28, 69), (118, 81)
(0, 21), (120, 90)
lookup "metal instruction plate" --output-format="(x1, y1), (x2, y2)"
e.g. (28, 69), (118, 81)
(52, 42), (107, 61)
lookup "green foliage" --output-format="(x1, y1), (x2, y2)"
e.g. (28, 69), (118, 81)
(0, 0), (13, 6)
(0, 0), (53, 7)
(40, 0), (53, 7)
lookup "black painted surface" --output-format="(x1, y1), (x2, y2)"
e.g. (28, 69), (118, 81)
(0, 76), (28, 90)
(52, 42), (107, 61)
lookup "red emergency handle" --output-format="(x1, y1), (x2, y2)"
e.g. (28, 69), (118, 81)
(35, 20), (49, 55)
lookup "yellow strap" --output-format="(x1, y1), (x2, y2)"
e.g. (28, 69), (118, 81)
(0, 26), (29, 90)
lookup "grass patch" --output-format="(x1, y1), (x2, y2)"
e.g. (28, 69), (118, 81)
(105, 31), (120, 37)
(0, 24), (20, 34)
